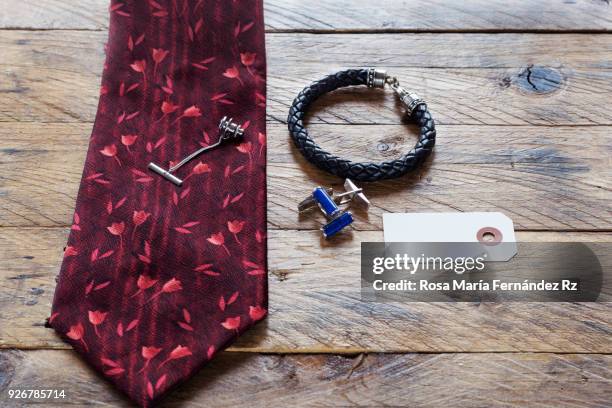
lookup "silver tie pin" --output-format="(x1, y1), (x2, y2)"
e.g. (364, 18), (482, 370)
(148, 116), (245, 186)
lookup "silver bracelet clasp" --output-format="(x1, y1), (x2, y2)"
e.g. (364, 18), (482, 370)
(367, 68), (427, 116)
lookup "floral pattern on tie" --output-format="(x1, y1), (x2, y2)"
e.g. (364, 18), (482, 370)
(49, 1), (267, 406)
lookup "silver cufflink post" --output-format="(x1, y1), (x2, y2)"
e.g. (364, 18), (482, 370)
(337, 179), (370, 208)
(148, 116), (244, 186)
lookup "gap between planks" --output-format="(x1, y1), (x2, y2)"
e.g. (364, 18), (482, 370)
(1, 28), (611, 34)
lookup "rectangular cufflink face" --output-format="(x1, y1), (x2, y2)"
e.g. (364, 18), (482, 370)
(148, 162), (183, 186)
(322, 212), (354, 238)
(313, 187), (339, 216)
(298, 188), (334, 213)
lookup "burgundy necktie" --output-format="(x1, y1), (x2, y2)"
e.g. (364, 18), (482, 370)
(48, 1), (267, 406)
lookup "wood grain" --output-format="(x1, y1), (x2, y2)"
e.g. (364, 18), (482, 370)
(0, 349), (610, 407)
(1, 31), (612, 125)
(2, 0), (611, 32)
(1, 0), (611, 405)
(1, 31), (610, 230)
(1, 122), (610, 230)
(1, 227), (610, 352)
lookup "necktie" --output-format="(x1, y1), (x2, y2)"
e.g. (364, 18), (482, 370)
(48, 1), (267, 406)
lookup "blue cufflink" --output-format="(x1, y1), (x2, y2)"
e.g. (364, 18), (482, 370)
(298, 179), (369, 238)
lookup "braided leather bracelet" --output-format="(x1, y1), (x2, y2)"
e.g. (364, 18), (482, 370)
(287, 68), (436, 182)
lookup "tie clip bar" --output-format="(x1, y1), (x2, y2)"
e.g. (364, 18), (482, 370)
(148, 116), (244, 186)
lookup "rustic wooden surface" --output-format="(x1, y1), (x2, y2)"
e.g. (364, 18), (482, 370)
(0, 1), (611, 407)
(1, 350), (611, 407)
(2, 0), (611, 31)
(1, 227), (611, 353)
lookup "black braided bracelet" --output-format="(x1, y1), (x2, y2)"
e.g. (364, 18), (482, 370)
(287, 68), (436, 182)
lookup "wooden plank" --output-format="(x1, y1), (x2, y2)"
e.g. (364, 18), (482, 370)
(0, 227), (610, 352)
(2, 0), (611, 32)
(1, 122), (610, 230)
(0, 350), (610, 407)
(0, 0), (109, 30)
(269, 32), (612, 69)
(1, 31), (612, 124)
(265, 0), (612, 32)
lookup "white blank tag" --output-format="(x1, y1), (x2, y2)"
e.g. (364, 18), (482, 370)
(383, 212), (517, 261)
